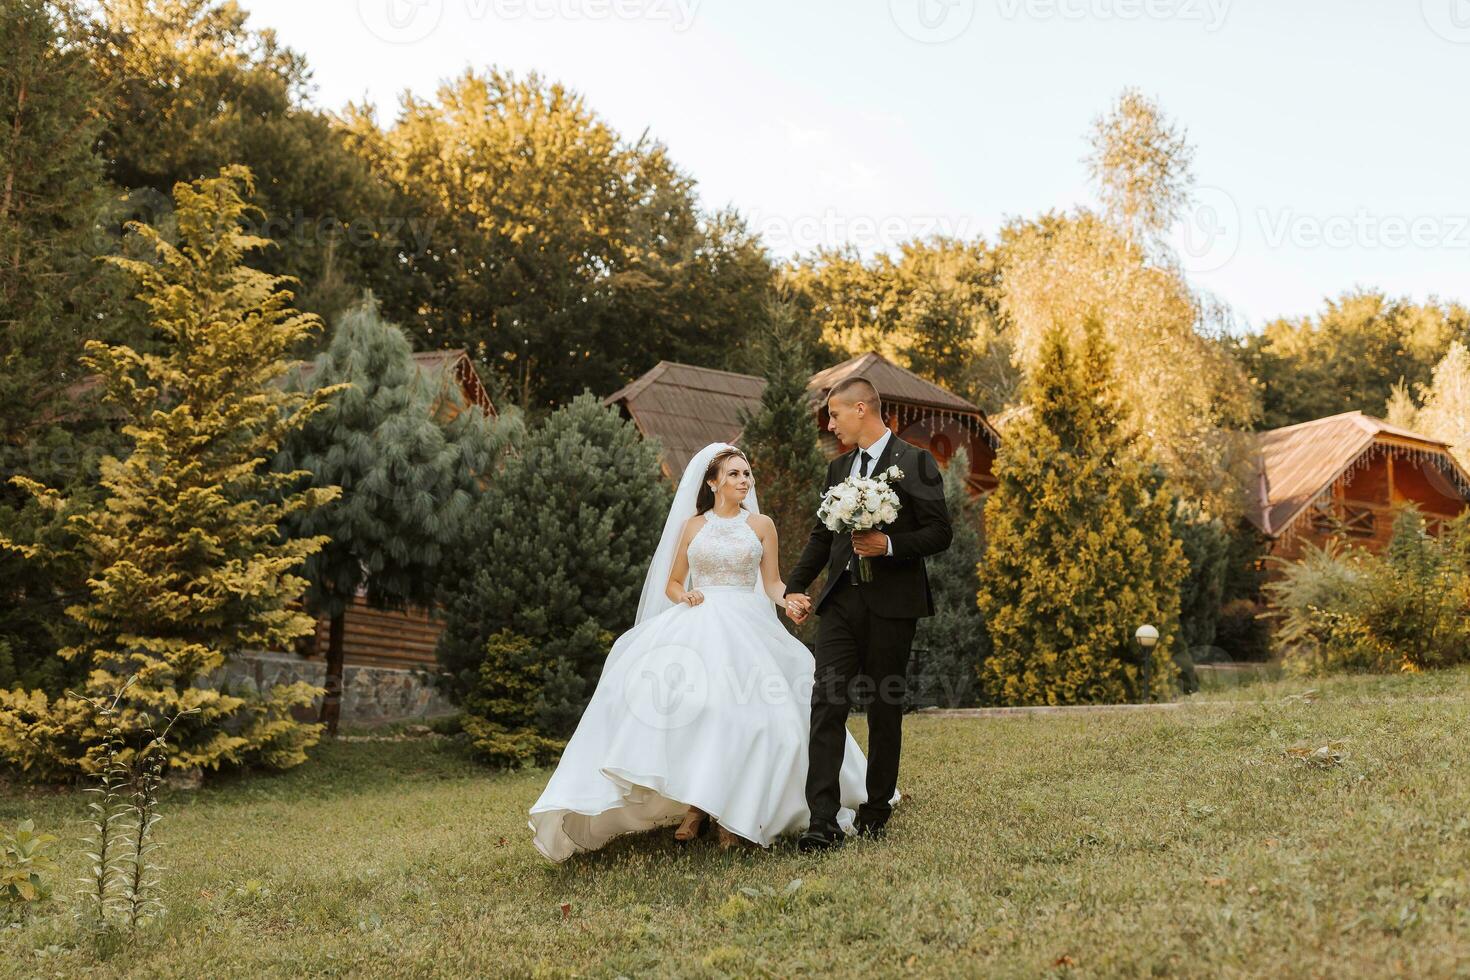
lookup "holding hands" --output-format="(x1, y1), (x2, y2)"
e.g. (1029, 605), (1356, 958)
(783, 592), (812, 624)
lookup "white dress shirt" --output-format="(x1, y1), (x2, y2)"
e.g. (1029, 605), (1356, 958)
(848, 429), (895, 557)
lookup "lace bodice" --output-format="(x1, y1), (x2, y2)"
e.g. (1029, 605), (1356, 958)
(687, 509), (762, 589)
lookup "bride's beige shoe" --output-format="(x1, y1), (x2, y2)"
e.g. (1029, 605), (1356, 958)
(674, 806), (708, 841)
(716, 823), (746, 850)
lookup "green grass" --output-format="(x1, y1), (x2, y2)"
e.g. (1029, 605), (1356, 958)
(4, 668), (1470, 977)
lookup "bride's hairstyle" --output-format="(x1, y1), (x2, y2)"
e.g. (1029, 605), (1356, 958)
(696, 447), (749, 515)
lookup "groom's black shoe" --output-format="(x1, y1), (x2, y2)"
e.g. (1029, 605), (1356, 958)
(853, 803), (891, 840)
(797, 828), (846, 853)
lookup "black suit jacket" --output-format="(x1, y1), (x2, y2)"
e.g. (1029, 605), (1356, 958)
(786, 435), (953, 620)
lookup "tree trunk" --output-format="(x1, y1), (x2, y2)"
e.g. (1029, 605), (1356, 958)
(319, 609), (347, 736)
(2, 77), (24, 222)
(5, 76), (27, 276)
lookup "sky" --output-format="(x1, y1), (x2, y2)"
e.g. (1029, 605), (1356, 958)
(239, 0), (1470, 331)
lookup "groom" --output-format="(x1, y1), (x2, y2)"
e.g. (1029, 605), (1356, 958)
(784, 376), (953, 851)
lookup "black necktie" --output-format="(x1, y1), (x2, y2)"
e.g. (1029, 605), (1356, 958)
(850, 449), (875, 578)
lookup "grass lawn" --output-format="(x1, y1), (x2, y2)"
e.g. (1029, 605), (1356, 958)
(4, 668), (1470, 978)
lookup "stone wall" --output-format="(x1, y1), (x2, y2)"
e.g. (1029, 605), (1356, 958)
(217, 650), (456, 727)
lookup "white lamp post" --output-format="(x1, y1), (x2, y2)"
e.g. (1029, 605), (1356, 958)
(1135, 624), (1159, 703)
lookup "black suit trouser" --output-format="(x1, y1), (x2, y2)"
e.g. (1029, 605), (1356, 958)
(806, 576), (917, 834)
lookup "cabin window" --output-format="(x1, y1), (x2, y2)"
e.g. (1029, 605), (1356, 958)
(1341, 506), (1376, 538)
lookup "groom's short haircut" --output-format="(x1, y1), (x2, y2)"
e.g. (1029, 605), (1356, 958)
(827, 376), (882, 413)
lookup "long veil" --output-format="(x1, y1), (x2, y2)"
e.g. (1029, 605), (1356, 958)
(635, 442), (771, 625)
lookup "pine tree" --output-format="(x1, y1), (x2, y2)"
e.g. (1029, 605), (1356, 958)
(1171, 501), (1231, 692)
(437, 394), (669, 738)
(908, 447), (990, 708)
(276, 294), (518, 734)
(0, 0), (110, 445)
(0, 167), (336, 777)
(737, 298), (827, 578)
(0, 0), (120, 695)
(978, 323), (1186, 705)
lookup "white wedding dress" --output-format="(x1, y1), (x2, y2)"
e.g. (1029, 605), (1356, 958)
(529, 466), (876, 862)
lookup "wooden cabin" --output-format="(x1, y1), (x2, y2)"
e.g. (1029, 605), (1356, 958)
(605, 352), (1000, 493)
(1246, 411), (1470, 562)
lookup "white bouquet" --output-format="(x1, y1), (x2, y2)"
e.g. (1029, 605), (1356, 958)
(817, 464), (904, 584)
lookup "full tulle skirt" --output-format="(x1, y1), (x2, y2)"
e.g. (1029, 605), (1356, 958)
(528, 586), (877, 861)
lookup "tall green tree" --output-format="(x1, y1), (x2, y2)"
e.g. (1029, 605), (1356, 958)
(87, 0), (389, 326)
(436, 394), (669, 734)
(784, 237), (1016, 412)
(0, 0), (117, 697)
(277, 295), (520, 735)
(737, 298), (827, 579)
(0, 0), (111, 445)
(909, 447), (989, 708)
(0, 167), (336, 778)
(362, 69), (772, 408)
(978, 323), (1186, 706)
(1236, 290), (1470, 429)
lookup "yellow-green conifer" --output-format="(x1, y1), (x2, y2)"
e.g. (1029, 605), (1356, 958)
(979, 322), (1185, 705)
(1, 167), (338, 777)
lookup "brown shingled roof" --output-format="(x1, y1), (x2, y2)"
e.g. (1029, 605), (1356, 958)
(806, 352), (980, 413)
(1248, 410), (1469, 537)
(604, 361), (767, 475)
(606, 353), (998, 477)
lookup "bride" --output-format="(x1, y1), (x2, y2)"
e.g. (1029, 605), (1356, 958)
(528, 442), (879, 860)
